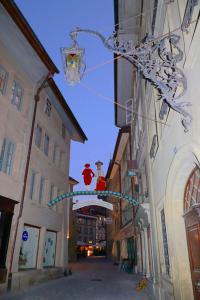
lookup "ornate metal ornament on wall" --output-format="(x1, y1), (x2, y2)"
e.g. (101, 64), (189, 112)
(62, 28), (191, 132)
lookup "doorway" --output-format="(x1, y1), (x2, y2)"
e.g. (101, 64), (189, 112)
(0, 196), (16, 283)
(184, 168), (200, 300)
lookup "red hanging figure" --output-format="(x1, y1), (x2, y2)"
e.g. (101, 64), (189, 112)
(82, 163), (95, 189)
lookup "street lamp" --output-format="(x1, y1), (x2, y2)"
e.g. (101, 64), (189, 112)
(61, 27), (191, 131)
(60, 31), (85, 85)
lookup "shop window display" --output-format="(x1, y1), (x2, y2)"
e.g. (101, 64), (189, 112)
(43, 230), (56, 267)
(19, 225), (40, 269)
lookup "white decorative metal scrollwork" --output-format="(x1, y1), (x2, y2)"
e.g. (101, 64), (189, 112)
(68, 28), (191, 131)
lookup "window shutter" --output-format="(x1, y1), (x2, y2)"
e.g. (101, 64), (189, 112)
(0, 138), (15, 175)
(5, 140), (15, 175)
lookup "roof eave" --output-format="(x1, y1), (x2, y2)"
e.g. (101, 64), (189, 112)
(106, 125), (130, 179)
(69, 176), (79, 185)
(1, 0), (59, 75)
(48, 78), (87, 143)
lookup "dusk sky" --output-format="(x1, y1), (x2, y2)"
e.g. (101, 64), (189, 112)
(15, 0), (118, 192)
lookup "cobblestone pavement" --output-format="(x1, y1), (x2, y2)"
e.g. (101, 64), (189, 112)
(0, 257), (154, 300)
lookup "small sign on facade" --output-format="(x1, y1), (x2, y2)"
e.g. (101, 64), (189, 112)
(105, 217), (112, 224)
(22, 230), (28, 241)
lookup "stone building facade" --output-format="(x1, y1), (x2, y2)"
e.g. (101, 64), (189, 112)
(112, 0), (200, 299)
(0, 1), (86, 294)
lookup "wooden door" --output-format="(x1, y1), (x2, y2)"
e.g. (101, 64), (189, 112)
(186, 223), (200, 300)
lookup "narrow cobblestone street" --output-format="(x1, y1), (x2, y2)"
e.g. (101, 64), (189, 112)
(0, 257), (153, 300)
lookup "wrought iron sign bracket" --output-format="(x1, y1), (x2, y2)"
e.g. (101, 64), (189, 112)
(62, 28), (191, 132)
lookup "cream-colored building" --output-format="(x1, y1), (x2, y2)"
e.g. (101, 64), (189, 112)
(114, 0), (200, 299)
(0, 1), (86, 294)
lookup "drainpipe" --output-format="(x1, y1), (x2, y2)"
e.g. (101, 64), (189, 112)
(7, 72), (52, 291)
(113, 161), (122, 228)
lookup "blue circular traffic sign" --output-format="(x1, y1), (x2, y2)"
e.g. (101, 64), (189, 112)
(22, 230), (28, 241)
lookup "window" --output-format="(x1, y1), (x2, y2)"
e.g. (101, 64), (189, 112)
(43, 231), (56, 267)
(19, 225), (40, 269)
(44, 99), (51, 117)
(35, 124), (42, 148)
(0, 65), (8, 95)
(62, 123), (66, 139)
(161, 209), (170, 275)
(0, 138), (15, 176)
(0, 209), (13, 268)
(11, 80), (23, 110)
(39, 176), (45, 204)
(44, 133), (49, 156)
(78, 218), (84, 225)
(29, 171), (36, 200)
(126, 99), (133, 125)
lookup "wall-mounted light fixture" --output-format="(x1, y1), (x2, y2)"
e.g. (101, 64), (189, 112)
(61, 28), (191, 132)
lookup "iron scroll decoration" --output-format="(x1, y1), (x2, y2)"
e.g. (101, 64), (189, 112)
(62, 28), (191, 132)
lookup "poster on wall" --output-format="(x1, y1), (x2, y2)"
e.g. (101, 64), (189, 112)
(43, 231), (56, 267)
(19, 225), (40, 269)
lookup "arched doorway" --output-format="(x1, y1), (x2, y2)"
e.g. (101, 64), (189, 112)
(184, 167), (200, 300)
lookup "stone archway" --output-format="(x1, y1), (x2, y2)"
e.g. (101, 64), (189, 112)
(165, 143), (200, 300)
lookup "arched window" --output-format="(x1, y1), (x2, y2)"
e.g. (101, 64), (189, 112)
(184, 167), (200, 212)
